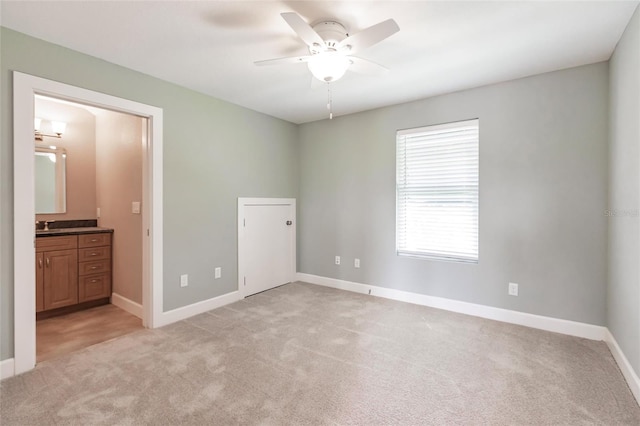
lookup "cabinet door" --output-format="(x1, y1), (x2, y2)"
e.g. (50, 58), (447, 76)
(43, 249), (78, 310)
(35, 252), (44, 312)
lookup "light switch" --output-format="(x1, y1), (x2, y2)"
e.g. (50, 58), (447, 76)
(132, 201), (141, 214)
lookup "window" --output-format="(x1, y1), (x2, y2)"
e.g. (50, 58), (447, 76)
(396, 119), (479, 263)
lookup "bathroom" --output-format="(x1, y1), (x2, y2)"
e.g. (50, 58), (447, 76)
(34, 95), (145, 361)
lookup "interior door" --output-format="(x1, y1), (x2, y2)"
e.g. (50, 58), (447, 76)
(243, 203), (294, 297)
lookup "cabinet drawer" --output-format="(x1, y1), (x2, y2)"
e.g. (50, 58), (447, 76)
(79, 233), (111, 248)
(79, 259), (111, 276)
(79, 273), (111, 302)
(36, 235), (77, 252)
(78, 246), (111, 262)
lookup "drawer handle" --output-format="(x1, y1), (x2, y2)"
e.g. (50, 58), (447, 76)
(46, 258), (50, 267)
(91, 279), (98, 283)
(90, 239), (98, 242)
(90, 252), (98, 256)
(91, 266), (99, 270)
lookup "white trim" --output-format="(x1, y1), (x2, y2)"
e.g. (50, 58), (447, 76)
(13, 73), (37, 376)
(237, 198), (296, 299)
(13, 72), (163, 375)
(1, 358), (15, 380)
(155, 291), (242, 327)
(297, 273), (607, 341)
(111, 293), (143, 319)
(604, 329), (640, 404)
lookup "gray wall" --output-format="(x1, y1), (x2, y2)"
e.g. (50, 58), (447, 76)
(608, 6), (640, 375)
(0, 28), (299, 360)
(298, 63), (609, 326)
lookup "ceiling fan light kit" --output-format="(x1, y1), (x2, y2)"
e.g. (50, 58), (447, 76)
(307, 53), (351, 82)
(255, 12), (399, 119)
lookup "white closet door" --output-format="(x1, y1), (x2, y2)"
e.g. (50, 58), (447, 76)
(240, 201), (295, 297)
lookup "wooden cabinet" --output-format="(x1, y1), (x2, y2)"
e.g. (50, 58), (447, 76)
(36, 232), (112, 314)
(36, 235), (78, 311)
(78, 233), (112, 302)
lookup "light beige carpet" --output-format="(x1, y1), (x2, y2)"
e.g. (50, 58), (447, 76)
(1, 282), (639, 425)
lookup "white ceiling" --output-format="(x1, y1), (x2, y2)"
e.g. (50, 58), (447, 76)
(2, 1), (638, 124)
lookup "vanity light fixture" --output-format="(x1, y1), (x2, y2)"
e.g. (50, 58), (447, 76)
(35, 118), (66, 141)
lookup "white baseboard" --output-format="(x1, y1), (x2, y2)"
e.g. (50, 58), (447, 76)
(604, 329), (640, 404)
(111, 292), (143, 319)
(1, 358), (15, 380)
(296, 273), (607, 341)
(156, 290), (242, 327)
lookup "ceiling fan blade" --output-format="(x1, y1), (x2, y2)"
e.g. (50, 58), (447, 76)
(254, 55), (313, 66)
(281, 12), (324, 47)
(348, 57), (389, 76)
(338, 19), (399, 54)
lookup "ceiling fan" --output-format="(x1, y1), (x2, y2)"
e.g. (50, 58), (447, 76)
(255, 12), (400, 84)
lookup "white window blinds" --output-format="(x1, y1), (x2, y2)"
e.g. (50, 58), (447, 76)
(396, 119), (479, 263)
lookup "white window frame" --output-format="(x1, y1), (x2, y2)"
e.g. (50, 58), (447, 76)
(396, 119), (479, 264)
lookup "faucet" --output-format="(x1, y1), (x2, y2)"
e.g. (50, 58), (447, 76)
(35, 221), (40, 231)
(44, 221), (50, 231)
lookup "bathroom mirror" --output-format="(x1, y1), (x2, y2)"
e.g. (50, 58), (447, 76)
(35, 145), (67, 214)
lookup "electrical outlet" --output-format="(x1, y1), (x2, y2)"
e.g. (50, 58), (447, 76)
(508, 282), (518, 296)
(354, 258), (360, 268)
(215, 267), (221, 279)
(132, 201), (141, 214)
(335, 256), (341, 265)
(180, 274), (188, 288)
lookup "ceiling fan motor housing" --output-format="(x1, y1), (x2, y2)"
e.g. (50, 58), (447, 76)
(310, 21), (349, 53)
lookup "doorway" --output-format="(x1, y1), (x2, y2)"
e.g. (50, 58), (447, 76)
(13, 72), (164, 375)
(33, 95), (146, 362)
(237, 198), (296, 297)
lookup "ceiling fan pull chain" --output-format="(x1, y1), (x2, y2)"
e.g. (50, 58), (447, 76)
(327, 83), (333, 120)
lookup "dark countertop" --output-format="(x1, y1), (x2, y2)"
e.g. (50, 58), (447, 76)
(35, 227), (114, 237)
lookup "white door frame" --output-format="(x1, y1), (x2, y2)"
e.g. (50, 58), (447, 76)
(13, 72), (164, 375)
(237, 198), (296, 298)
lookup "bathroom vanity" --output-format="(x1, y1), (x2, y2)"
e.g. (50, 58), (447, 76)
(36, 225), (113, 319)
